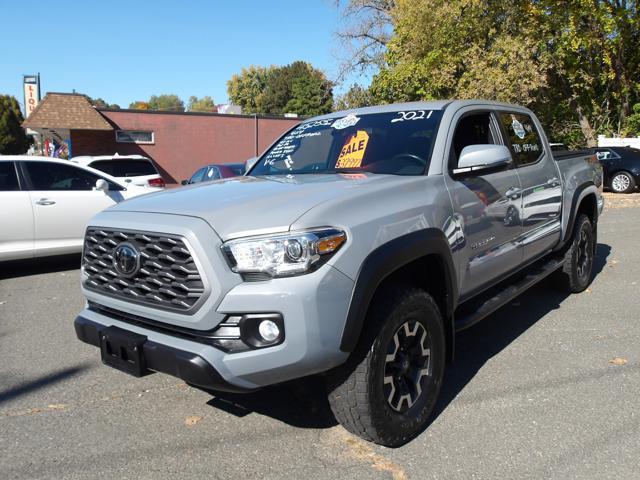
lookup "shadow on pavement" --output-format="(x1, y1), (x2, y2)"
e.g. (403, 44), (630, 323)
(203, 376), (338, 429)
(429, 242), (611, 425)
(0, 254), (81, 280)
(199, 244), (610, 435)
(0, 364), (91, 404)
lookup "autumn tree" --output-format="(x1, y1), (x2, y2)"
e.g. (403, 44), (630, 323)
(227, 65), (275, 114)
(128, 101), (150, 110)
(0, 95), (31, 154)
(338, 0), (640, 147)
(88, 97), (120, 109)
(187, 96), (216, 112)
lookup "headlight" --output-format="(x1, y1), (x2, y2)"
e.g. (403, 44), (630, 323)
(222, 228), (346, 278)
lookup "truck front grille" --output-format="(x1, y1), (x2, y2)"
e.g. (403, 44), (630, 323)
(82, 228), (206, 312)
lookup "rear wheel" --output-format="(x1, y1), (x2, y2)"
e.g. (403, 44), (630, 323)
(326, 286), (445, 447)
(557, 214), (595, 293)
(610, 171), (636, 193)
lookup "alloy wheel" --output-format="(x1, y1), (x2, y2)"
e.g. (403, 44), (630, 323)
(612, 173), (631, 193)
(576, 228), (592, 280)
(383, 320), (432, 413)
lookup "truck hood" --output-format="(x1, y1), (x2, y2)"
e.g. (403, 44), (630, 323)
(108, 174), (404, 240)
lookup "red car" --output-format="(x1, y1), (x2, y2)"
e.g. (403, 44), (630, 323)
(182, 163), (245, 185)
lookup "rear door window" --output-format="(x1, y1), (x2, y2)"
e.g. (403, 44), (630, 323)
(595, 149), (620, 161)
(23, 162), (119, 191)
(89, 159), (158, 177)
(499, 112), (543, 167)
(0, 162), (20, 191)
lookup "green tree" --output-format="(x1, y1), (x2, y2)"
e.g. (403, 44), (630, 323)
(624, 103), (640, 136)
(0, 95), (30, 154)
(228, 62), (333, 116)
(187, 96), (216, 112)
(334, 84), (373, 110)
(88, 97), (120, 109)
(227, 65), (275, 114)
(147, 94), (185, 112)
(261, 61), (333, 115)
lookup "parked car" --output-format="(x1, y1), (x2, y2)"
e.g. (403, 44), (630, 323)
(181, 163), (245, 185)
(71, 154), (165, 189)
(74, 100), (603, 447)
(594, 146), (640, 193)
(0, 156), (150, 261)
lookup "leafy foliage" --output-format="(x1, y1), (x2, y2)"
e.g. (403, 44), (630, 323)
(624, 103), (640, 136)
(227, 65), (275, 114)
(129, 94), (184, 111)
(334, 84), (374, 110)
(339, 0), (640, 147)
(0, 95), (31, 154)
(88, 97), (120, 109)
(187, 96), (216, 112)
(128, 101), (150, 110)
(227, 61), (333, 116)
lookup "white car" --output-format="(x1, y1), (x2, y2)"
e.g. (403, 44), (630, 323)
(0, 156), (151, 261)
(70, 154), (165, 188)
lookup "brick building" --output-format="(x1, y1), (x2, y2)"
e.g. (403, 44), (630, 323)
(22, 93), (300, 185)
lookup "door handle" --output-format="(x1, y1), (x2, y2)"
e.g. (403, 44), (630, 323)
(125, 179), (132, 183)
(36, 199), (56, 206)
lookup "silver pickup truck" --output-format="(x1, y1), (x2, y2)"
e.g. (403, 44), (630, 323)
(74, 100), (604, 447)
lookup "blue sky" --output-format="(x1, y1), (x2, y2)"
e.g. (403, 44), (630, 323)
(0, 0), (370, 111)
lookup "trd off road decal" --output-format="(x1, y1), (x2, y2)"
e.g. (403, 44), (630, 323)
(336, 130), (369, 169)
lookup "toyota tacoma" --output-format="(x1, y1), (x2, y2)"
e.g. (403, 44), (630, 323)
(75, 100), (604, 447)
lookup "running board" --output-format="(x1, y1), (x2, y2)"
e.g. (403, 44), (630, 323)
(454, 257), (564, 332)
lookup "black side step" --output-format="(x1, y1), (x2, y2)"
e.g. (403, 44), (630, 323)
(454, 257), (564, 332)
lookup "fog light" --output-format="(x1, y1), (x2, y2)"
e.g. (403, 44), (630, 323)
(258, 319), (280, 342)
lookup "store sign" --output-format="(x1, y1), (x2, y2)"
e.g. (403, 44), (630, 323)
(23, 74), (40, 119)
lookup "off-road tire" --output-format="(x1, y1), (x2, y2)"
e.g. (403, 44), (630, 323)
(326, 286), (445, 447)
(557, 214), (595, 293)
(610, 171), (636, 193)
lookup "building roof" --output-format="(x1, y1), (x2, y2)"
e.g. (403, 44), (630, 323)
(22, 93), (113, 130)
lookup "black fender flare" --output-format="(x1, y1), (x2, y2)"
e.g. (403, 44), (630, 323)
(558, 181), (598, 249)
(339, 228), (458, 354)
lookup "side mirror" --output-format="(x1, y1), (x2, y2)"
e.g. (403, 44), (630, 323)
(454, 145), (512, 174)
(94, 179), (109, 192)
(181, 179), (189, 186)
(245, 156), (259, 173)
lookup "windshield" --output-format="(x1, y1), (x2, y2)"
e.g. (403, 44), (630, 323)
(251, 110), (443, 176)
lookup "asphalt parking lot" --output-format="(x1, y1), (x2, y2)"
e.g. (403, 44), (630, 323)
(1, 193), (639, 480)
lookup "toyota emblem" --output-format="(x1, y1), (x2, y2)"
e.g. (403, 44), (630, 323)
(113, 242), (140, 277)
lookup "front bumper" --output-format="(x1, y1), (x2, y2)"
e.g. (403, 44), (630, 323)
(75, 316), (252, 393)
(75, 263), (354, 390)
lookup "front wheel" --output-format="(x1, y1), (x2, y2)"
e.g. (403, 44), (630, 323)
(610, 171), (636, 193)
(326, 286), (445, 447)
